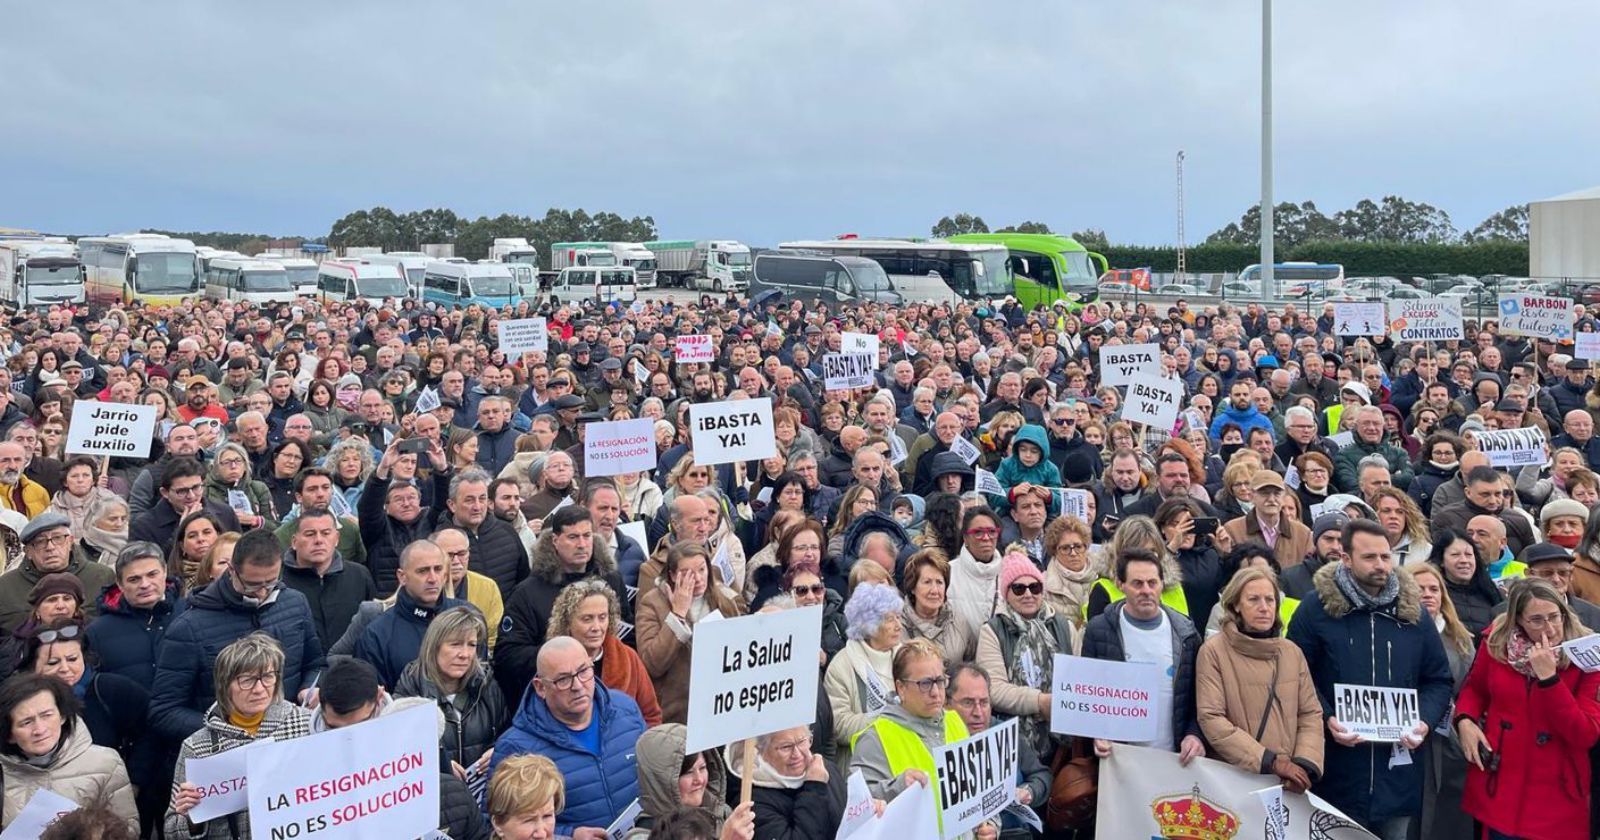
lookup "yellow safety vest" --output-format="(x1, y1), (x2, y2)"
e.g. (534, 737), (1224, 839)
(851, 711), (969, 832)
(1494, 561), (1528, 582)
(1279, 596), (1300, 637)
(1083, 577), (1191, 621)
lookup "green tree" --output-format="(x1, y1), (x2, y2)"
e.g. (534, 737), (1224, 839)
(455, 214), (535, 261)
(998, 220), (1053, 234)
(1334, 196), (1456, 243)
(1205, 201), (1339, 248)
(1464, 204), (1529, 243)
(400, 208), (462, 247)
(1069, 228), (1110, 250)
(931, 214), (989, 237)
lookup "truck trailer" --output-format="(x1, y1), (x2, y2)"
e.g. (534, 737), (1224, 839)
(644, 239), (751, 291)
(548, 242), (655, 288)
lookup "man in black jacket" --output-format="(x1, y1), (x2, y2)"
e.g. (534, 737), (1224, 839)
(1280, 513), (1348, 601)
(434, 466), (528, 601)
(129, 458), (240, 556)
(1432, 465), (1537, 557)
(280, 507), (377, 650)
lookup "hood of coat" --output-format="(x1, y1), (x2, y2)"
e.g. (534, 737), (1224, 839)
(842, 511), (909, 562)
(0, 715), (94, 774)
(1010, 424), (1051, 461)
(636, 723), (729, 821)
(725, 737), (806, 791)
(529, 525), (617, 584)
(1311, 561), (1422, 624)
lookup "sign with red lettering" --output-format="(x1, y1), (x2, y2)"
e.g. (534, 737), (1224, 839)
(1049, 654), (1161, 742)
(1498, 292), (1574, 340)
(247, 703), (438, 840)
(675, 334), (715, 363)
(585, 418), (657, 477)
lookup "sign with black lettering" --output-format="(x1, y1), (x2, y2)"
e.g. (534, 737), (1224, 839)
(689, 400), (777, 465)
(1474, 426), (1548, 468)
(1389, 298), (1463, 342)
(934, 718), (1019, 839)
(64, 401), (157, 459)
(1098, 343), (1159, 387)
(1499, 293), (1574, 340)
(1561, 634), (1600, 672)
(1122, 375), (1182, 431)
(1333, 684), (1420, 742)
(823, 352), (876, 391)
(684, 606), (822, 752)
(497, 317), (548, 355)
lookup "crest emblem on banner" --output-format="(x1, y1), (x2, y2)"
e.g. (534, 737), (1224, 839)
(1150, 784), (1241, 839)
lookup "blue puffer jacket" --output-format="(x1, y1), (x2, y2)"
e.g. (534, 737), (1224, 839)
(1286, 563), (1453, 827)
(614, 529), (649, 591)
(1208, 402), (1274, 443)
(987, 424), (1062, 513)
(147, 577), (326, 742)
(87, 580), (186, 691)
(353, 588), (471, 689)
(491, 682), (645, 837)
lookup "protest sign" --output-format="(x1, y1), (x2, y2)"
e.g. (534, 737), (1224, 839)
(247, 703), (438, 840)
(1256, 785), (1290, 840)
(1097, 744), (1373, 840)
(888, 431), (907, 466)
(1055, 488), (1090, 521)
(1388, 297), (1463, 342)
(0, 788), (78, 840)
(689, 400), (776, 465)
(840, 776), (938, 840)
(1123, 375), (1182, 432)
(974, 467), (1004, 497)
(842, 331), (881, 362)
(605, 798), (643, 840)
(412, 386), (441, 414)
(949, 435), (981, 466)
(497, 317), (548, 355)
(631, 358), (650, 384)
(823, 352), (876, 390)
(1333, 684), (1420, 742)
(584, 418), (657, 478)
(617, 520), (648, 554)
(934, 718), (1020, 839)
(684, 606), (822, 753)
(1333, 302), (1386, 337)
(1475, 426), (1549, 468)
(185, 740), (267, 822)
(1049, 654), (1161, 741)
(1579, 333), (1600, 361)
(838, 770), (876, 840)
(1499, 292), (1574, 340)
(1563, 634), (1600, 672)
(1098, 343), (1159, 387)
(675, 334), (715, 363)
(64, 401), (157, 459)
(710, 538), (736, 587)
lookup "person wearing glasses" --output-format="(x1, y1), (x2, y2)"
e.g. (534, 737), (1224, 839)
(165, 633), (313, 839)
(128, 458), (240, 558)
(726, 723), (847, 840)
(948, 664), (1049, 840)
(946, 507), (1005, 634)
(491, 635), (646, 839)
(975, 552), (1077, 765)
(0, 512), (115, 635)
(824, 582), (905, 764)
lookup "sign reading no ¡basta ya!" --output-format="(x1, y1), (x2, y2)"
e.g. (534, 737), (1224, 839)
(1098, 343), (1159, 387)
(64, 401), (157, 459)
(1475, 426), (1549, 468)
(1122, 375), (1182, 432)
(684, 606), (822, 753)
(689, 400), (777, 466)
(823, 352), (876, 390)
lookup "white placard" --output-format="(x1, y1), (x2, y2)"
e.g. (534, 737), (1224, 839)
(1563, 634), (1600, 672)
(1475, 426), (1549, 468)
(1055, 488), (1090, 521)
(497, 317), (548, 355)
(585, 418), (657, 478)
(974, 467), (1004, 496)
(1333, 302), (1386, 337)
(683, 606), (822, 753)
(605, 798), (643, 840)
(64, 401), (158, 458)
(1123, 375), (1182, 432)
(186, 738), (274, 822)
(675, 335), (715, 363)
(412, 386), (441, 414)
(1098, 343), (1160, 387)
(1389, 298), (1463, 342)
(933, 718), (1019, 839)
(887, 432), (907, 467)
(823, 353), (876, 391)
(1256, 785), (1289, 840)
(1049, 654), (1161, 741)
(710, 538), (735, 586)
(949, 435), (980, 466)
(0, 788), (79, 840)
(1577, 333), (1600, 361)
(1499, 293), (1574, 340)
(247, 703), (438, 840)
(838, 770), (876, 840)
(840, 775), (937, 840)
(631, 359), (650, 384)
(689, 400), (777, 466)
(617, 520), (648, 555)
(1333, 683), (1420, 743)
(842, 331), (881, 363)
(227, 489), (254, 515)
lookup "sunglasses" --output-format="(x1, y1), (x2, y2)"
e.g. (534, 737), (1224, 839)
(34, 624), (82, 644)
(789, 584), (826, 598)
(1009, 581), (1044, 596)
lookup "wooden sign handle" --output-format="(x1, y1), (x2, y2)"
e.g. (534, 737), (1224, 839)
(739, 737), (756, 805)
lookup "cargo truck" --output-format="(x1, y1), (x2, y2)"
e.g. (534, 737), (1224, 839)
(489, 238), (540, 271)
(0, 239), (84, 306)
(644, 239), (751, 291)
(548, 242), (655, 288)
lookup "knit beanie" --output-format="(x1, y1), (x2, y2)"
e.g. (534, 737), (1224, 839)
(999, 553), (1042, 593)
(28, 573), (84, 607)
(1311, 512), (1351, 542)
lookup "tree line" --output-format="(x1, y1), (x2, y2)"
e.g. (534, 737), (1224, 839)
(324, 207), (657, 262)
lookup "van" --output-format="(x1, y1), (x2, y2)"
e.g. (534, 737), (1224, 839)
(549, 266), (637, 306)
(751, 253), (901, 306)
(422, 262), (520, 309)
(315, 261), (409, 305)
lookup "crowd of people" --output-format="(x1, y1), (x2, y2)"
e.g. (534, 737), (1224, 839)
(0, 289), (1595, 839)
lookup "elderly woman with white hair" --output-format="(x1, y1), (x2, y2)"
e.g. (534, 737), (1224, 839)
(822, 582), (905, 765)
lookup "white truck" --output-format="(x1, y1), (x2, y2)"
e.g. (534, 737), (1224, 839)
(0, 239), (84, 306)
(548, 242), (656, 288)
(489, 238), (540, 271)
(645, 239), (751, 291)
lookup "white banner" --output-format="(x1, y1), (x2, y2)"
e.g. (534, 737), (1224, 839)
(843, 331), (881, 363)
(1475, 426), (1548, 468)
(675, 335), (715, 363)
(1123, 375), (1182, 432)
(974, 467), (1003, 497)
(683, 606), (822, 753)
(247, 703), (438, 840)
(186, 738), (274, 822)
(1389, 297), (1463, 342)
(1333, 683), (1421, 743)
(689, 400), (777, 466)
(1333, 302), (1386, 337)
(1049, 654), (1161, 741)
(1097, 744), (1374, 840)
(64, 401), (157, 459)
(1578, 332), (1600, 361)
(0, 788), (79, 840)
(1499, 292), (1574, 340)
(837, 770), (876, 840)
(1562, 633), (1600, 672)
(823, 353), (876, 390)
(949, 435), (981, 466)
(496, 317), (548, 355)
(1098, 343), (1160, 387)
(934, 718), (1019, 839)
(585, 418), (657, 478)
(839, 776), (938, 840)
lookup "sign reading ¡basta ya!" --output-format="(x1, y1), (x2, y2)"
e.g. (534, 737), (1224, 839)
(689, 400), (777, 465)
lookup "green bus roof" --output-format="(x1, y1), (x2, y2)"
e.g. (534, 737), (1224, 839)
(948, 232), (1092, 254)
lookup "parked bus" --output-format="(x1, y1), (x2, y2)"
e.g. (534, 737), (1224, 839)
(366, 253), (433, 297)
(1237, 262), (1346, 298)
(776, 238), (1010, 303)
(0, 240), (84, 306)
(203, 258), (296, 305)
(314, 261), (408, 305)
(421, 262), (521, 309)
(79, 234), (200, 306)
(254, 255), (319, 296)
(948, 233), (1107, 309)
(751, 253), (902, 307)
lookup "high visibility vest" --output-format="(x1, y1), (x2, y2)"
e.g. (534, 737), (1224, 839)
(1279, 596), (1300, 636)
(1084, 577), (1191, 621)
(851, 711), (969, 832)
(1494, 561), (1528, 581)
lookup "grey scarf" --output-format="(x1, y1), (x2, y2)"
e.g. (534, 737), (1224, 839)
(1333, 562), (1399, 613)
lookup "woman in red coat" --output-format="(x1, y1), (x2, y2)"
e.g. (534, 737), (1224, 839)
(1456, 577), (1600, 840)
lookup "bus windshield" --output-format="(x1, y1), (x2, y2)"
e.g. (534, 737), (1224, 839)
(26, 264), (79, 286)
(976, 251), (1012, 297)
(405, 268), (425, 287)
(850, 261), (891, 291)
(132, 253), (199, 294)
(468, 276), (514, 297)
(1060, 251), (1099, 294)
(285, 267), (316, 289)
(241, 272), (293, 293)
(353, 276), (407, 298)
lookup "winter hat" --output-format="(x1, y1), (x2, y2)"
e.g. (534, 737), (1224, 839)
(1541, 498), (1591, 526)
(999, 553), (1043, 593)
(27, 572), (84, 607)
(1339, 381), (1371, 405)
(1458, 416), (1487, 435)
(1060, 446), (1099, 486)
(1311, 512), (1350, 542)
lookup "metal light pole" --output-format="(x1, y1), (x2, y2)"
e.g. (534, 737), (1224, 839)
(1260, 0), (1275, 295)
(1176, 151), (1187, 285)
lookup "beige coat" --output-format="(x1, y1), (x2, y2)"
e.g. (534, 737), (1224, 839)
(823, 639), (897, 765)
(900, 603), (976, 669)
(1194, 621), (1325, 777)
(1043, 552), (1104, 630)
(0, 720), (138, 833)
(635, 580), (745, 724)
(974, 618), (1048, 720)
(1223, 513), (1314, 569)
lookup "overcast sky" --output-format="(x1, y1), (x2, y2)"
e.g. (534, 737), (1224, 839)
(5, 0), (1595, 246)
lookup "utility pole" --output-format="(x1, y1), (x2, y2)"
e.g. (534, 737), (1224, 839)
(1176, 150), (1187, 284)
(1260, 0), (1275, 295)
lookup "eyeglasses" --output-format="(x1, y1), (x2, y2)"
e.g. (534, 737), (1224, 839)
(1524, 612), (1564, 629)
(30, 533), (71, 549)
(1009, 582), (1044, 596)
(1057, 543), (1087, 556)
(952, 697), (990, 712)
(33, 625), (82, 644)
(899, 675), (949, 694)
(1532, 567), (1575, 580)
(965, 527), (999, 539)
(234, 671), (278, 690)
(217, 457), (246, 468)
(1051, 418), (1074, 425)
(170, 483), (204, 497)
(769, 734), (813, 757)
(541, 663), (595, 691)
(789, 584), (825, 598)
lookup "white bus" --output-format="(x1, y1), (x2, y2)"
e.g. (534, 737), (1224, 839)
(204, 258), (296, 305)
(776, 238), (1012, 303)
(79, 234), (201, 306)
(1237, 262), (1346, 299)
(366, 253), (433, 297)
(314, 261), (409, 305)
(0, 240), (84, 306)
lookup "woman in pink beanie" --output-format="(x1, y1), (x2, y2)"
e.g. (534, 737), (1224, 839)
(974, 551), (1077, 764)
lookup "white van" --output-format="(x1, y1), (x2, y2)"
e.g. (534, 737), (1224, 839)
(204, 258), (296, 305)
(550, 266), (638, 305)
(315, 261), (409, 305)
